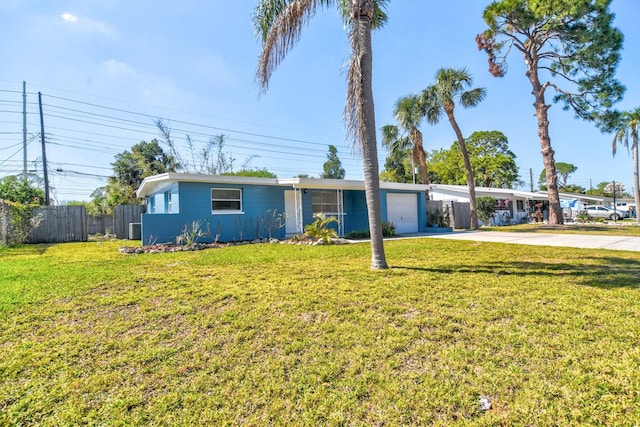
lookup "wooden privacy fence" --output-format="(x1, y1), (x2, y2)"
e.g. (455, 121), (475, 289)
(1, 202), (145, 244)
(87, 214), (115, 235)
(114, 205), (144, 239)
(28, 206), (88, 243)
(427, 200), (471, 229)
(0, 199), (14, 245)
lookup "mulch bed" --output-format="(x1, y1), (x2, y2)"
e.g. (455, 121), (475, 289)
(119, 237), (351, 254)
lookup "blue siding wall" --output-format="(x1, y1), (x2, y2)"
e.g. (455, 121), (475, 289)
(141, 182), (287, 244)
(344, 190), (369, 232)
(140, 181), (428, 243)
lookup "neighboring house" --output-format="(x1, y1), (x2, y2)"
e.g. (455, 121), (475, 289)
(136, 173), (430, 244)
(428, 185), (609, 224)
(429, 184), (543, 224)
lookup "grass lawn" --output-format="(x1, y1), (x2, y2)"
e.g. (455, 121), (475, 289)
(1, 238), (639, 425)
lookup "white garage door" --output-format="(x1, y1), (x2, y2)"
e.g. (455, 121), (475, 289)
(387, 193), (418, 234)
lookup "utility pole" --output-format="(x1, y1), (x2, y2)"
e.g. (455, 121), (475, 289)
(38, 92), (50, 206)
(612, 180), (617, 223)
(22, 81), (27, 180)
(529, 168), (533, 192)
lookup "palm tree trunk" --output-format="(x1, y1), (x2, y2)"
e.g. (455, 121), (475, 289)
(411, 129), (429, 185)
(446, 108), (478, 229)
(354, 1), (387, 269)
(633, 139), (640, 225)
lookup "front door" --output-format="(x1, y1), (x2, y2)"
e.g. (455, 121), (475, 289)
(284, 190), (298, 235)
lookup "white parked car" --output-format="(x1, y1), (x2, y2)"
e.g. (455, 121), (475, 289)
(582, 205), (626, 220)
(615, 202), (637, 218)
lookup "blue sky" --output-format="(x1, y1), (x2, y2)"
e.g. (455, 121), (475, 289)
(0, 0), (638, 202)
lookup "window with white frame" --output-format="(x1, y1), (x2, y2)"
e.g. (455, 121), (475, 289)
(516, 200), (525, 212)
(165, 191), (172, 213)
(211, 188), (242, 213)
(312, 190), (339, 214)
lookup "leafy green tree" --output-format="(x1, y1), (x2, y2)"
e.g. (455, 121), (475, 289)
(223, 168), (277, 178)
(465, 131), (519, 188)
(0, 175), (45, 205)
(422, 67), (487, 229)
(561, 184), (587, 194)
(478, 0), (625, 224)
(106, 140), (178, 207)
(429, 131), (519, 188)
(612, 108), (640, 224)
(538, 162), (578, 191)
(380, 148), (414, 183)
(586, 181), (610, 196)
(585, 181), (630, 198)
(86, 187), (111, 215)
(428, 148), (462, 185)
(381, 94), (429, 186)
(253, 0), (390, 269)
(320, 145), (346, 179)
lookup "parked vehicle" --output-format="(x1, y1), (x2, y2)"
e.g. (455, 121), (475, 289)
(582, 205), (626, 220)
(615, 202), (637, 218)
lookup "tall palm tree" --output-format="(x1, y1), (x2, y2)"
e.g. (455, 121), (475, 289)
(381, 94), (429, 187)
(612, 108), (640, 225)
(253, 0), (389, 269)
(422, 68), (486, 229)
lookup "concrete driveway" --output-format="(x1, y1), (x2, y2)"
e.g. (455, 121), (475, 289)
(406, 230), (640, 252)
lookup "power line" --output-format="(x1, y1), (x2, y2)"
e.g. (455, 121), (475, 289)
(42, 94), (340, 147)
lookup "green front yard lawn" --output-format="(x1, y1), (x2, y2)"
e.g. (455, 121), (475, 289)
(1, 239), (639, 425)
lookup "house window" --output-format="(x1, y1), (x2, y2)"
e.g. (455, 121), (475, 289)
(495, 199), (510, 210)
(211, 188), (242, 213)
(516, 200), (525, 212)
(148, 196), (156, 214)
(165, 191), (172, 213)
(312, 190), (339, 214)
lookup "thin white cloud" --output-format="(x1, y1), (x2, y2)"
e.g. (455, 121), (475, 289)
(99, 59), (192, 109)
(61, 12), (77, 22)
(60, 12), (116, 38)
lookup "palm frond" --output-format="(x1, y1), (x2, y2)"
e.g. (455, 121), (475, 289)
(393, 94), (424, 130)
(252, 0), (290, 42)
(420, 86), (444, 125)
(381, 125), (400, 147)
(460, 87), (487, 109)
(255, 0), (328, 92)
(612, 108), (640, 156)
(345, 16), (366, 152)
(338, 0), (389, 29)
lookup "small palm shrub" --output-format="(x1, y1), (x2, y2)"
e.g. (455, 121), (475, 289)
(304, 214), (338, 243)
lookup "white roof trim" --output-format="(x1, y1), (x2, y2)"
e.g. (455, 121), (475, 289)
(430, 184), (547, 200)
(136, 173), (431, 198)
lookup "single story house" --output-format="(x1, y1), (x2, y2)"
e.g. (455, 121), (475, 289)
(429, 185), (610, 223)
(136, 173), (431, 244)
(429, 184), (544, 224)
